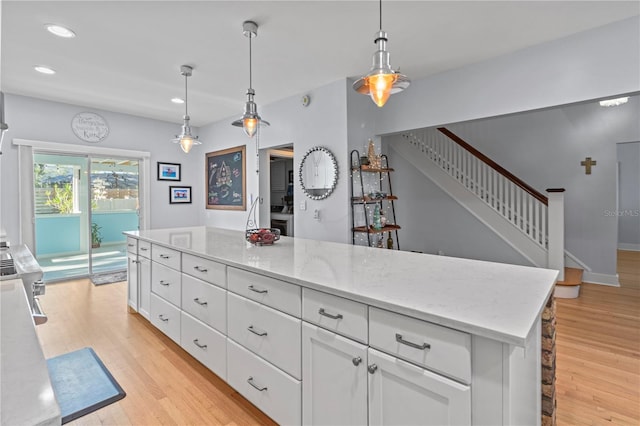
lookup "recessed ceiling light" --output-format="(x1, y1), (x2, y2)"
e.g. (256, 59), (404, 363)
(34, 66), (56, 75)
(599, 97), (629, 107)
(45, 24), (76, 38)
(171, 97), (185, 104)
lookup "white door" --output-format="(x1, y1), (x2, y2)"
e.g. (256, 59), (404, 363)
(367, 348), (471, 426)
(302, 322), (368, 425)
(126, 251), (138, 310)
(138, 256), (151, 319)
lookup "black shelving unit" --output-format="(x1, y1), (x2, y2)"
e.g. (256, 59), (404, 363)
(350, 150), (400, 249)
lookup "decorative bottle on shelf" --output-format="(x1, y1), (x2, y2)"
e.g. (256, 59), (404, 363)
(372, 204), (382, 230)
(387, 232), (393, 249)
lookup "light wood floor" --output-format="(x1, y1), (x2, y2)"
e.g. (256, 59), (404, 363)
(36, 251), (639, 425)
(556, 250), (640, 425)
(37, 280), (276, 425)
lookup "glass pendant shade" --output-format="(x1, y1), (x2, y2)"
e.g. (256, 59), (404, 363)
(172, 65), (201, 153)
(353, 11), (410, 107)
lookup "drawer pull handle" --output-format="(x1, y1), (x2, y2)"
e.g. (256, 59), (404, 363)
(128, 243), (135, 247)
(247, 377), (267, 392)
(352, 356), (362, 366)
(158, 314), (169, 322)
(131, 259), (140, 264)
(194, 266), (208, 273)
(395, 333), (431, 350)
(247, 325), (268, 337)
(194, 298), (208, 306)
(248, 285), (268, 294)
(159, 280), (170, 286)
(367, 364), (378, 374)
(140, 247), (148, 251)
(193, 339), (207, 349)
(159, 254), (170, 259)
(318, 308), (343, 320)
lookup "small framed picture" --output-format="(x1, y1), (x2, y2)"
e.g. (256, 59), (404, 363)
(158, 162), (181, 181)
(169, 186), (192, 204)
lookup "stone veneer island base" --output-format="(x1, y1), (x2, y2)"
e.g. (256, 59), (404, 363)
(125, 226), (558, 426)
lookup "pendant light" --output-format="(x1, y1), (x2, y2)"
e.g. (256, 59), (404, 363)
(232, 20), (269, 138)
(172, 65), (201, 153)
(353, 0), (410, 107)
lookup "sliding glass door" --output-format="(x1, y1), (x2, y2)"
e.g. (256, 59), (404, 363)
(33, 152), (139, 282)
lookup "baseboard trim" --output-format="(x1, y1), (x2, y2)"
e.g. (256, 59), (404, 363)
(618, 243), (640, 251)
(582, 271), (620, 287)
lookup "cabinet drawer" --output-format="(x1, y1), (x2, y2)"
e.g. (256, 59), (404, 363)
(151, 262), (181, 307)
(369, 307), (471, 384)
(227, 339), (301, 426)
(303, 288), (368, 344)
(151, 244), (181, 271)
(182, 273), (226, 333)
(138, 240), (151, 259)
(227, 292), (301, 380)
(181, 312), (226, 380)
(227, 267), (301, 317)
(182, 253), (226, 288)
(150, 293), (181, 344)
(126, 237), (137, 254)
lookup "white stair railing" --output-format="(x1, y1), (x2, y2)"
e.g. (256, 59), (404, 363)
(401, 128), (549, 249)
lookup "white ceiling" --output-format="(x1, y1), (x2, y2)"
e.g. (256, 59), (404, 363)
(2, 1), (638, 127)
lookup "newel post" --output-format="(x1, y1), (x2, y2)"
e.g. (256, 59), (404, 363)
(546, 188), (565, 281)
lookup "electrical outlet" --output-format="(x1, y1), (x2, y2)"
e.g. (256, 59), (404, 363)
(437, 250), (445, 256)
(300, 200), (306, 211)
(314, 209), (320, 220)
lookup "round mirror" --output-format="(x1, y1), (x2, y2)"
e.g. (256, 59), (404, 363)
(299, 146), (338, 200)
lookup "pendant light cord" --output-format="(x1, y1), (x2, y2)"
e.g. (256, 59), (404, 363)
(248, 32), (253, 90)
(379, 0), (382, 30)
(184, 73), (189, 117)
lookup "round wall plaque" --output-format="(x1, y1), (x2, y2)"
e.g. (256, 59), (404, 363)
(71, 112), (109, 143)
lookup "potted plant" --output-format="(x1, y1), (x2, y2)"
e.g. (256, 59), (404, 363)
(91, 222), (102, 248)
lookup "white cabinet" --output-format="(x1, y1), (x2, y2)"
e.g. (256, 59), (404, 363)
(151, 261), (181, 307)
(150, 293), (181, 344)
(127, 251), (138, 310)
(367, 348), (471, 426)
(138, 256), (151, 319)
(302, 322), (368, 426)
(181, 311), (227, 379)
(181, 273), (226, 333)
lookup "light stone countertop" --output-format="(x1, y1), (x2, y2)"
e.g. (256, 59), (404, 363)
(126, 226), (558, 347)
(0, 279), (61, 426)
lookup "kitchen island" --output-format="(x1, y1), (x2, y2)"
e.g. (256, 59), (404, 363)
(125, 226), (557, 425)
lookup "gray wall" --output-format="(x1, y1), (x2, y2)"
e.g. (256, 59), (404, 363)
(0, 94), (203, 246)
(618, 142), (640, 250)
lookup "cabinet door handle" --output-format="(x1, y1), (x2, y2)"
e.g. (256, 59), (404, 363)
(158, 314), (169, 322)
(395, 333), (431, 350)
(140, 247), (148, 251)
(159, 280), (170, 286)
(367, 364), (378, 374)
(318, 308), (343, 320)
(248, 285), (268, 294)
(193, 339), (207, 349)
(193, 298), (208, 306)
(160, 254), (170, 259)
(352, 356), (362, 366)
(247, 325), (268, 337)
(131, 259), (140, 264)
(194, 266), (208, 273)
(247, 377), (267, 392)
(128, 243), (135, 247)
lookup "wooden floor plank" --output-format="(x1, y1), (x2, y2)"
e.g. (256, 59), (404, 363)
(556, 250), (640, 426)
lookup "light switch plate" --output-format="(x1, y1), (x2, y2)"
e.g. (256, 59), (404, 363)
(300, 200), (306, 211)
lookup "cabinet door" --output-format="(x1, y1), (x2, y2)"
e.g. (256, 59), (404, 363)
(138, 256), (151, 319)
(302, 322), (368, 426)
(368, 348), (470, 426)
(127, 251), (138, 311)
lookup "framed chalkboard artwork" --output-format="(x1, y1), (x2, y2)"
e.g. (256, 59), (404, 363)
(206, 145), (246, 210)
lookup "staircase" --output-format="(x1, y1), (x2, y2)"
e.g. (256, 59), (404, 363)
(392, 127), (578, 296)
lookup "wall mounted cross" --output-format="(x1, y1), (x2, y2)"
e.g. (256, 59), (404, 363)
(580, 157), (597, 175)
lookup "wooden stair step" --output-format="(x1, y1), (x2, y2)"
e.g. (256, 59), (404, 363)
(556, 267), (583, 286)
